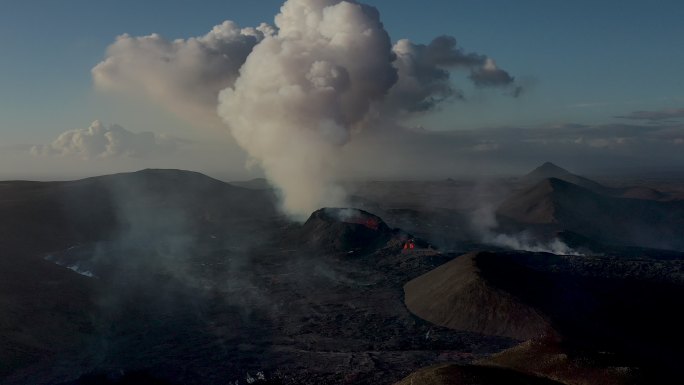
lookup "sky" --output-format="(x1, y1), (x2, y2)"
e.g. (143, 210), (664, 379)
(1, 0), (683, 181)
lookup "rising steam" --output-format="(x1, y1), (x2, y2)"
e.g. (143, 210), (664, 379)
(218, 0), (398, 218)
(94, 0), (520, 219)
(471, 204), (581, 256)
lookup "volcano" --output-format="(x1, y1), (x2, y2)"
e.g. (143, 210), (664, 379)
(300, 208), (395, 254)
(520, 162), (609, 194)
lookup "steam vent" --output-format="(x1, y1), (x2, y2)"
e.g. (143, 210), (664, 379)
(301, 208), (394, 254)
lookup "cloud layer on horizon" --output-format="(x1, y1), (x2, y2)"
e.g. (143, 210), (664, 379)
(616, 107), (684, 122)
(31, 121), (184, 159)
(10, 119), (684, 181)
(337, 120), (684, 178)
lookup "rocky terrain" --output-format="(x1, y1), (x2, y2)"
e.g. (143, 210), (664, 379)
(0, 172), (512, 384)
(1, 165), (683, 384)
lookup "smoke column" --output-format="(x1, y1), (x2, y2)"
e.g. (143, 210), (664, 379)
(218, 0), (398, 219)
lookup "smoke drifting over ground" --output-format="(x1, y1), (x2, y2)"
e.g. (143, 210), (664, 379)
(94, 0), (520, 219)
(471, 203), (581, 256)
(487, 232), (581, 256)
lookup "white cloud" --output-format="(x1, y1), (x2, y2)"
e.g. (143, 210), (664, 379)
(387, 36), (518, 113)
(92, 21), (273, 126)
(31, 120), (183, 159)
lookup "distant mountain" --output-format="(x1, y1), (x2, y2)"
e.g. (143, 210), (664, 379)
(498, 177), (684, 250)
(520, 162), (611, 195)
(0, 169), (278, 254)
(520, 162), (605, 190)
(521, 162), (669, 201)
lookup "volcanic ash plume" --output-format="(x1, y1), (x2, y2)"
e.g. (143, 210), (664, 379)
(218, 0), (398, 219)
(93, 0), (519, 219)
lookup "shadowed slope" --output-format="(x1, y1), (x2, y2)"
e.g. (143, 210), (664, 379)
(0, 253), (95, 380)
(404, 252), (552, 340)
(0, 169), (278, 253)
(404, 250), (683, 383)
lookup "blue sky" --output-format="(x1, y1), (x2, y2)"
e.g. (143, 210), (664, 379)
(1, 0), (683, 178)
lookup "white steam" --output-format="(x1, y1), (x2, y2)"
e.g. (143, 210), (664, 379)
(218, 0), (397, 218)
(471, 205), (581, 256)
(488, 233), (582, 256)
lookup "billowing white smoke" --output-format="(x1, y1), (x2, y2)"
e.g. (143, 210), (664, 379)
(93, 0), (519, 219)
(218, 0), (398, 219)
(31, 120), (181, 159)
(92, 21), (273, 126)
